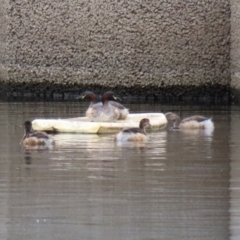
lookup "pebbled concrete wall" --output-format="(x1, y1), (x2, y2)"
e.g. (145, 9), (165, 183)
(231, 0), (240, 103)
(0, 0), (8, 86)
(0, 0), (231, 102)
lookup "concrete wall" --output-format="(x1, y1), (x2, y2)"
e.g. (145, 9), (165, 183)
(0, 0), (231, 101)
(0, 0), (8, 85)
(231, 0), (240, 103)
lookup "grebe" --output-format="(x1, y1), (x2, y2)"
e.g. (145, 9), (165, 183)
(165, 112), (214, 130)
(115, 118), (151, 141)
(20, 121), (55, 146)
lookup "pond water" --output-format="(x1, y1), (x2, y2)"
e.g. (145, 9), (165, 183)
(0, 101), (239, 240)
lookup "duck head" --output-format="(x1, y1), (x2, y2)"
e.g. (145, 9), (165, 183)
(139, 118), (151, 129)
(77, 91), (100, 103)
(102, 91), (122, 103)
(24, 121), (33, 134)
(165, 112), (181, 129)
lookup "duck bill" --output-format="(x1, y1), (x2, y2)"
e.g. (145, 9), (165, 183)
(113, 95), (122, 102)
(76, 94), (86, 100)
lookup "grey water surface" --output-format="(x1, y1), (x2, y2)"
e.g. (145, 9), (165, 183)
(0, 101), (239, 240)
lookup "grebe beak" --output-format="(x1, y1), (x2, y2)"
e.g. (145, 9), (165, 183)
(113, 95), (122, 102)
(76, 94), (86, 100)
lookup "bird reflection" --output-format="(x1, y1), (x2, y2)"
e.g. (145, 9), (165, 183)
(22, 145), (54, 165)
(167, 126), (214, 139)
(115, 140), (148, 150)
(24, 149), (32, 165)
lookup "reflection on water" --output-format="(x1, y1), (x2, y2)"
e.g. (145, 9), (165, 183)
(229, 111), (240, 240)
(0, 102), (237, 239)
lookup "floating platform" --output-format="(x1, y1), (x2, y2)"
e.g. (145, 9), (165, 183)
(32, 113), (167, 134)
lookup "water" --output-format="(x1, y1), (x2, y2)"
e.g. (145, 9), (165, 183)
(0, 101), (239, 240)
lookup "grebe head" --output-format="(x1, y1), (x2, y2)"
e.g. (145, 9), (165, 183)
(139, 118), (151, 129)
(165, 112), (181, 121)
(102, 91), (122, 103)
(77, 91), (99, 103)
(165, 112), (181, 128)
(24, 121), (33, 133)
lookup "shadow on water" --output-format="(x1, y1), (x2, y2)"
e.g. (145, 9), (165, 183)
(0, 101), (238, 240)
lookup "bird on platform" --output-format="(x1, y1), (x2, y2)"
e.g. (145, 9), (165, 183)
(78, 91), (129, 121)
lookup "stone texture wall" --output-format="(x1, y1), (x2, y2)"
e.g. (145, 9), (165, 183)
(231, 0), (240, 103)
(0, 0), (8, 86)
(0, 0), (231, 101)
